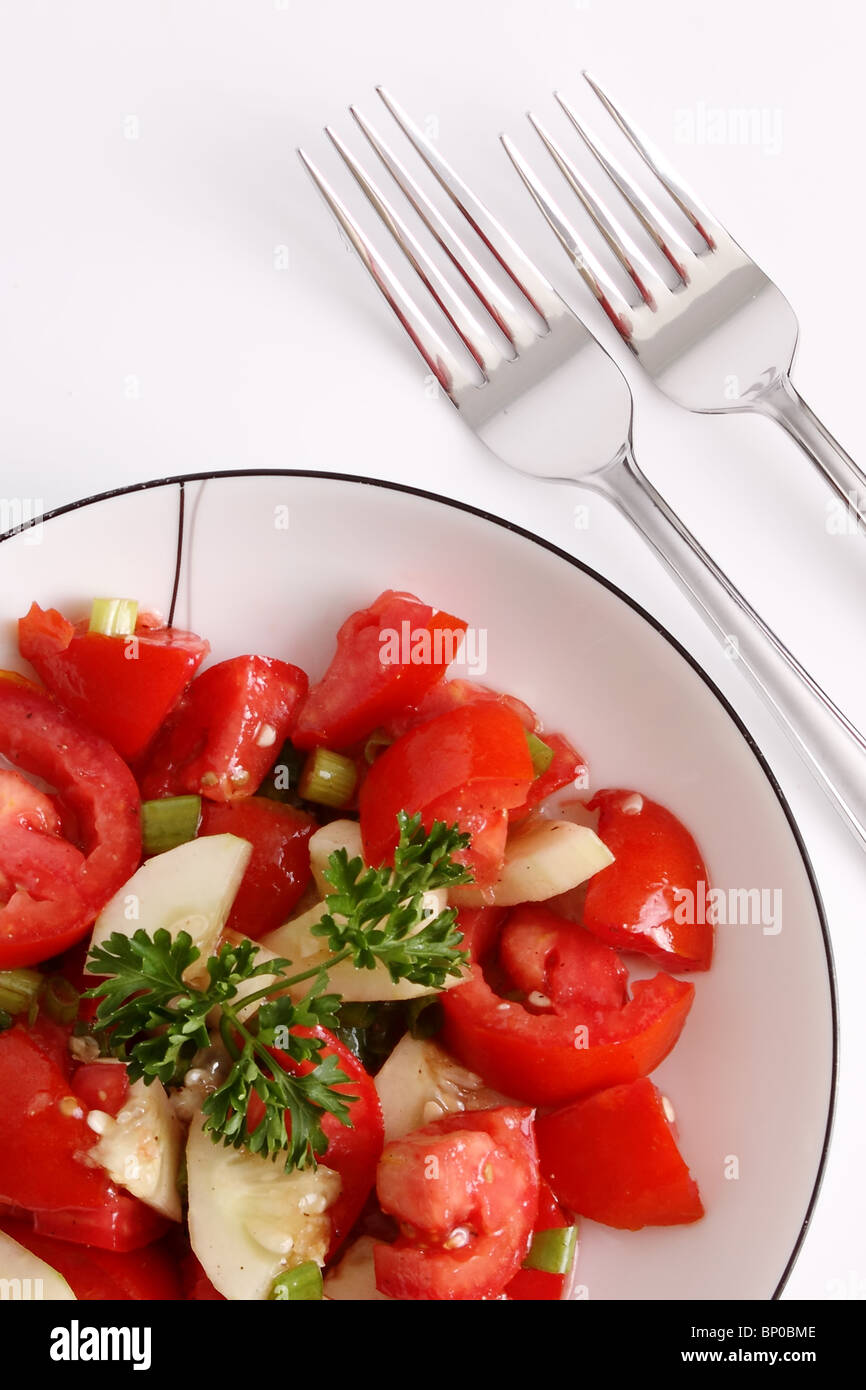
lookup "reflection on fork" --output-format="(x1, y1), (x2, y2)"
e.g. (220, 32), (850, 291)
(298, 89), (866, 849)
(503, 73), (866, 532)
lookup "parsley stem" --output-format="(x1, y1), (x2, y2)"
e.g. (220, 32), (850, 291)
(228, 948), (356, 1011)
(219, 1006), (276, 1078)
(221, 1003), (353, 1134)
(219, 1012), (241, 1062)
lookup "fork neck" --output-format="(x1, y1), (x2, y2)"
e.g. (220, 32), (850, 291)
(579, 441), (866, 847)
(752, 375), (866, 532)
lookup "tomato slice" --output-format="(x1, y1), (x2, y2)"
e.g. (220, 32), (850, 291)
(360, 702), (534, 885)
(536, 1078), (704, 1230)
(0, 1024), (167, 1252)
(499, 904), (629, 1012)
(293, 591), (468, 751)
(423, 795), (508, 888)
(247, 1026), (384, 1260)
(180, 1247), (225, 1300)
(582, 790), (713, 971)
(19, 603), (209, 762)
(441, 908), (695, 1107)
(504, 1179), (574, 1301)
(381, 687), (587, 824)
(383, 677), (539, 740)
(0, 766), (63, 835)
(373, 1106), (539, 1301)
(71, 1061), (130, 1117)
(0, 820), (87, 904)
(0, 1219), (181, 1299)
(510, 731), (589, 821)
(138, 655), (308, 802)
(0, 678), (142, 969)
(198, 797), (316, 938)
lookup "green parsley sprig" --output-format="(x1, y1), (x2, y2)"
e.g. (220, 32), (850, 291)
(85, 812), (472, 1171)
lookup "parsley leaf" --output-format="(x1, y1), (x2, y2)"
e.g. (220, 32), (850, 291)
(85, 812), (472, 1171)
(312, 811), (471, 989)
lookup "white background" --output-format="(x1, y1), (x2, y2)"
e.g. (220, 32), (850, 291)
(1, 0), (864, 1301)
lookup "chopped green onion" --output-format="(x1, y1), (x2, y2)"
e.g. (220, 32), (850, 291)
(141, 795), (202, 854)
(42, 976), (79, 1025)
(298, 747), (357, 808)
(364, 729), (393, 764)
(269, 1261), (323, 1301)
(0, 1009), (13, 1033)
(88, 598), (139, 637)
(525, 731), (554, 778)
(522, 1224), (578, 1275)
(0, 968), (43, 1017)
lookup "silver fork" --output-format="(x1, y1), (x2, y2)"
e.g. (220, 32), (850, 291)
(504, 72), (866, 531)
(298, 89), (866, 848)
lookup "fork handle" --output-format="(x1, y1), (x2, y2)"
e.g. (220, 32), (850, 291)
(592, 444), (866, 848)
(757, 375), (866, 533)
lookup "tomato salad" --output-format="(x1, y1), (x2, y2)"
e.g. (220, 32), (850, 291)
(0, 590), (711, 1302)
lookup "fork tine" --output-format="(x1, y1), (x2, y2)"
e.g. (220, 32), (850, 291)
(350, 105), (527, 352)
(583, 71), (718, 251)
(500, 134), (634, 344)
(554, 91), (693, 283)
(297, 148), (478, 396)
(324, 125), (507, 377)
(376, 86), (561, 328)
(527, 112), (664, 310)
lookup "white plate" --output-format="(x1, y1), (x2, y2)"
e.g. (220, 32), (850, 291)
(0, 471), (836, 1301)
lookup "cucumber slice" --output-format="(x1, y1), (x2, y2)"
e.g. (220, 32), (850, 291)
(261, 888), (454, 1003)
(374, 1033), (511, 1142)
(88, 1077), (182, 1220)
(218, 929), (290, 1024)
(186, 1112), (341, 1300)
(0, 1229), (76, 1301)
(450, 818), (614, 908)
(308, 819), (363, 898)
(87, 834), (253, 983)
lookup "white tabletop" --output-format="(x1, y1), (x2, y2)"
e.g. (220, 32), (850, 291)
(1, 0), (864, 1301)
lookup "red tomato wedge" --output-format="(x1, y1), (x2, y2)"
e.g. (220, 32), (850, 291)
(423, 796), (509, 888)
(0, 820), (86, 908)
(138, 655), (308, 803)
(19, 603), (209, 762)
(180, 1248), (225, 1300)
(198, 798), (316, 938)
(441, 909), (695, 1107)
(510, 731), (589, 821)
(374, 1106), (539, 1301)
(360, 702), (534, 885)
(19, 1013), (77, 1076)
(583, 790), (713, 971)
(536, 1078), (704, 1230)
(381, 686), (587, 822)
(0, 766), (63, 835)
(499, 904), (629, 1012)
(71, 1061), (130, 1117)
(247, 1026), (384, 1260)
(383, 677), (539, 740)
(293, 591), (468, 751)
(0, 677), (141, 969)
(504, 1179), (575, 1301)
(0, 1024), (167, 1251)
(0, 1219), (181, 1299)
